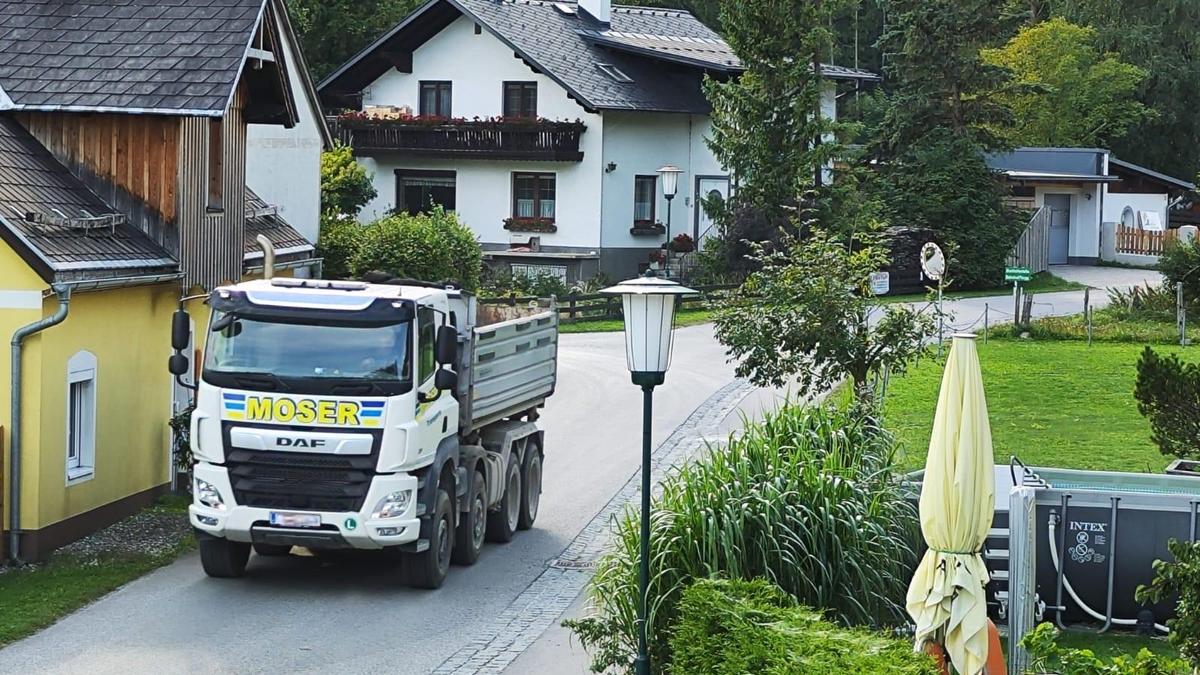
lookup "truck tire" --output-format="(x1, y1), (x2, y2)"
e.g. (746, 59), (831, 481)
(199, 537), (251, 578)
(403, 487), (454, 589)
(452, 470), (487, 566)
(486, 457), (521, 543)
(518, 447), (542, 531)
(253, 543), (292, 557)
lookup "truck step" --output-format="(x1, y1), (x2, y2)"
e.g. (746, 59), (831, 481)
(396, 538), (430, 554)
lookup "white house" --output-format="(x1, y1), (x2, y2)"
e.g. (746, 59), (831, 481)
(988, 148), (1195, 265)
(318, 0), (878, 281)
(246, 6), (332, 246)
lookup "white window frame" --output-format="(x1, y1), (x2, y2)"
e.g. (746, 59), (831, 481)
(66, 350), (97, 484)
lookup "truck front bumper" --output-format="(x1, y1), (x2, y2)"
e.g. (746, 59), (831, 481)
(188, 463), (421, 550)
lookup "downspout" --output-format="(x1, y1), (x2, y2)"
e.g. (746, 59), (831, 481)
(8, 284), (71, 563)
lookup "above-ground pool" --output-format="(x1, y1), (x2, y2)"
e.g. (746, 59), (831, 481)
(908, 460), (1200, 634)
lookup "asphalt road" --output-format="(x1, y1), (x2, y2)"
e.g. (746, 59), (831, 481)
(0, 326), (736, 675)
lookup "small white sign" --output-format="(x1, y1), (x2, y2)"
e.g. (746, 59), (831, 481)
(869, 271), (890, 296)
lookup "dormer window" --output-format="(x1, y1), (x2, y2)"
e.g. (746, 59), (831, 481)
(596, 63), (632, 83)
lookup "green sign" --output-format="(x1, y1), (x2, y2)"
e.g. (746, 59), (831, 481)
(1005, 267), (1033, 282)
(344, 517), (358, 531)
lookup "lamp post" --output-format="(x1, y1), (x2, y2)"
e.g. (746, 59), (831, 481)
(657, 165), (682, 247)
(601, 272), (697, 675)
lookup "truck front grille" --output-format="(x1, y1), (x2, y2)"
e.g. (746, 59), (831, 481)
(226, 449), (375, 512)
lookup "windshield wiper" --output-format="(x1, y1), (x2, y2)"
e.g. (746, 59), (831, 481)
(232, 373), (290, 392)
(328, 381), (392, 396)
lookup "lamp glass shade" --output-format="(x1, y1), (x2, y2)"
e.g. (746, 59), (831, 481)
(601, 275), (698, 376)
(657, 165), (681, 199)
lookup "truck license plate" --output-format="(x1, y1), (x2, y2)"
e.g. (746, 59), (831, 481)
(269, 512), (322, 529)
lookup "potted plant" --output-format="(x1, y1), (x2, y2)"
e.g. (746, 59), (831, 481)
(670, 233), (695, 253)
(169, 405), (195, 494)
(648, 249), (666, 269)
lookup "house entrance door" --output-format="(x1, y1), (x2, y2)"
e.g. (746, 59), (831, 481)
(1045, 193), (1071, 265)
(694, 176), (729, 243)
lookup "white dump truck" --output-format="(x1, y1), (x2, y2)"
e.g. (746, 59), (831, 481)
(168, 276), (557, 588)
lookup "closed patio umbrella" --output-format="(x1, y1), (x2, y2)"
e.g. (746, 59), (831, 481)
(907, 333), (996, 675)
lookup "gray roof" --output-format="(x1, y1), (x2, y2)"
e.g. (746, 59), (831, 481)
(244, 188), (314, 264)
(987, 148), (1112, 183)
(0, 115), (177, 282)
(321, 0), (879, 114)
(1109, 157), (1195, 192)
(0, 0), (267, 116)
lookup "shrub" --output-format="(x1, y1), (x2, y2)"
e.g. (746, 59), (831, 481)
(565, 404), (919, 673)
(1108, 283), (1182, 322)
(319, 144), (376, 217)
(1134, 347), (1200, 460)
(1021, 622), (1189, 674)
(670, 579), (939, 675)
(316, 213), (364, 280)
(350, 207), (482, 290)
(1159, 239), (1200, 312)
(1137, 539), (1200, 671)
(481, 267), (569, 298)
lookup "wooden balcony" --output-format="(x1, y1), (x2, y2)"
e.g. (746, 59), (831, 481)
(327, 117), (586, 162)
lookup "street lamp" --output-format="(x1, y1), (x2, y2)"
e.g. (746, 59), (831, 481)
(657, 165), (682, 246)
(601, 272), (697, 675)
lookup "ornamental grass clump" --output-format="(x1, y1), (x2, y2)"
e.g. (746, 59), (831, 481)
(565, 404), (919, 674)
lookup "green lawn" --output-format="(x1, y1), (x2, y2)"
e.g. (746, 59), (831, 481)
(883, 338), (1195, 472)
(559, 307), (715, 334)
(0, 497), (193, 646)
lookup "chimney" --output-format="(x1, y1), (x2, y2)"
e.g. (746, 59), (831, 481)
(579, 0), (610, 24)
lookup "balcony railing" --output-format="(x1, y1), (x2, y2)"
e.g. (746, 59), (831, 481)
(327, 116), (586, 162)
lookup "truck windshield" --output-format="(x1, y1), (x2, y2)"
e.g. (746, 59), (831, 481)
(204, 312), (411, 382)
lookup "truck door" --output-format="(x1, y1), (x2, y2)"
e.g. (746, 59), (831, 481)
(415, 306), (455, 458)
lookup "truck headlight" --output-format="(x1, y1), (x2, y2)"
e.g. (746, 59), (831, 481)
(372, 490), (412, 519)
(195, 478), (226, 510)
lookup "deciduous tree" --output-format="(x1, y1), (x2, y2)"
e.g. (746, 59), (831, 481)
(982, 17), (1151, 148)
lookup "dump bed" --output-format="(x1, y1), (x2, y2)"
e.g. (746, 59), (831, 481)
(459, 299), (558, 433)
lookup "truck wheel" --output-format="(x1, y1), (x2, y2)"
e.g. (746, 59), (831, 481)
(518, 448), (542, 531)
(486, 458), (521, 543)
(452, 470), (487, 566)
(199, 537), (251, 578)
(253, 543), (292, 557)
(403, 488), (453, 589)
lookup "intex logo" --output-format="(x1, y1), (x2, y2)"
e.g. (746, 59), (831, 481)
(1070, 521), (1107, 533)
(277, 438), (327, 448)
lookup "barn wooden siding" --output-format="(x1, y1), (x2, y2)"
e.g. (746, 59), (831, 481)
(179, 86), (248, 289)
(17, 112), (179, 252)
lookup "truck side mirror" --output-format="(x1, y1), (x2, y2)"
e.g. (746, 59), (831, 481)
(434, 368), (458, 392)
(168, 353), (190, 377)
(171, 309), (191, 351)
(436, 325), (457, 366)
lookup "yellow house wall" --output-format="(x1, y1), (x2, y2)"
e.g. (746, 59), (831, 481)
(31, 283), (179, 529)
(0, 245), (48, 534)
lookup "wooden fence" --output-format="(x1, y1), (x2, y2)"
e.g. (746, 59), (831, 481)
(1115, 224), (1178, 256)
(480, 284), (738, 324)
(1007, 206), (1050, 273)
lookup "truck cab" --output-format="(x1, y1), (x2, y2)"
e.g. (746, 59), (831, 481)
(170, 277), (557, 588)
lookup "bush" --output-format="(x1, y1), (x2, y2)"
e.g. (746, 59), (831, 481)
(1021, 623), (1189, 674)
(316, 213), (364, 280)
(1108, 283), (1182, 322)
(1134, 347), (1200, 460)
(670, 579), (939, 675)
(320, 144), (376, 217)
(351, 207), (482, 291)
(1159, 239), (1200, 312)
(1137, 539), (1200, 670)
(481, 267), (569, 298)
(565, 404), (919, 673)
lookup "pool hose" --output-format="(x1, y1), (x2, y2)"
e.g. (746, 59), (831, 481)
(1048, 513), (1169, 634)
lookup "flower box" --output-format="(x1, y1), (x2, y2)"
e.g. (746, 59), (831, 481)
(504, 217), (557, 233)
(630, 222), (666, 237)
